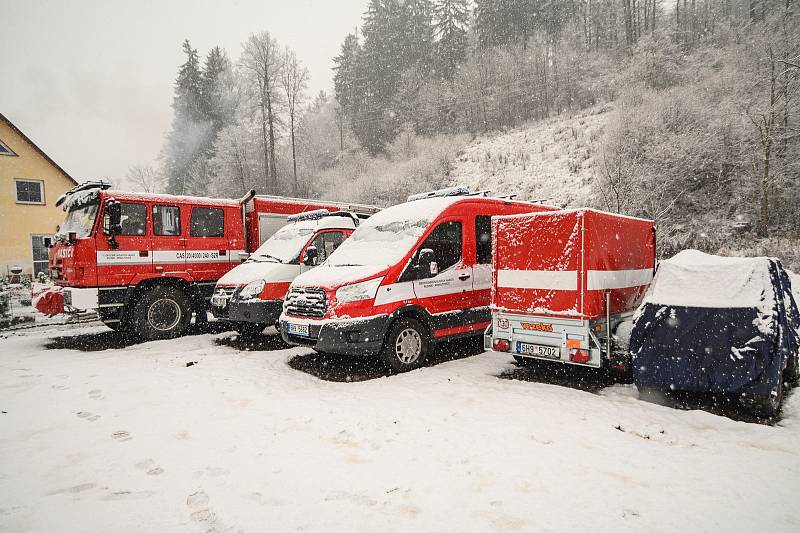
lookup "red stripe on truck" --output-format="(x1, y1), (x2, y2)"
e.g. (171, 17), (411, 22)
(434, 321), (491, 339)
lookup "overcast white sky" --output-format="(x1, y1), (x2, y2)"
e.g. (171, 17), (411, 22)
(1, 0), (367, 182)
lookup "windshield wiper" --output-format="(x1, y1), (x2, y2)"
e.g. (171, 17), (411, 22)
(251, 254), (282, 263)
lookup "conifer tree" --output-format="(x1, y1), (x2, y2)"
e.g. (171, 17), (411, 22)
(163, 39), (207, 194)
(433, 0), (470, 79)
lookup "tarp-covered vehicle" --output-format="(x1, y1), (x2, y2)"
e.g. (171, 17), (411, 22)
(630, 250), (800, 417)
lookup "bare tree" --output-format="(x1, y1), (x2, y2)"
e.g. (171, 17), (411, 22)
(240, 32), (283, 195)
(126, 163), (163, 193)
(281, 48), (309, 195)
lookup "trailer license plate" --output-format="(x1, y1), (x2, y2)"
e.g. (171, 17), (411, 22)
(517, 342), (559, 359)
(287, 323), (310, 337)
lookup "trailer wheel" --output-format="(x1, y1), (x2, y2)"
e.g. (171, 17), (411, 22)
(379, 317), (430, 373)
(131, 286), (191, 341)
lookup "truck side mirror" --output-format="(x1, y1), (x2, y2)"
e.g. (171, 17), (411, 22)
(303, 245), (318, 266)
(417, 248), (436, 279)
(105, 200), (122, 235)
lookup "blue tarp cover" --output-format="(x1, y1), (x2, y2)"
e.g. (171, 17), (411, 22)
(631, 253), (800, 396)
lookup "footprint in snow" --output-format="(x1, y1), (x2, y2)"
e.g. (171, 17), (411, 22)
(88, 389), (103, 399)
(47, 483), (96, 496)
(76, 411), (100, 422)
(135, 459), (164, 476)
(187, 490), (217, 525)
(111, 430), (132, 441)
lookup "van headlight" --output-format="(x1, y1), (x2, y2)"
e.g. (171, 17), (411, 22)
(335, 277), (384, 303)
(239, 279), (266, 299)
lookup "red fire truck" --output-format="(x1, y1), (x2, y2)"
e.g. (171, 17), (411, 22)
(487, 208), (655, 371)
(279, 186), (558, 372)
(37, 181), (379, 340)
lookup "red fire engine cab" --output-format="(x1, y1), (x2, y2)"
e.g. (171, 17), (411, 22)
(40, 181), (379, 340)
(279, 186), (558, 372)
(488, 208), (655, 371)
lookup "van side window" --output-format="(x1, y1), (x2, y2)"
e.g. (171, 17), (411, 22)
(308, 231), (345, 264)
(190, 207), (224, 237)
(419, 221), (462, 271)
(475, 215), (492, 264)
(119, 203), (147, 236)
(153, 205), (181, 236)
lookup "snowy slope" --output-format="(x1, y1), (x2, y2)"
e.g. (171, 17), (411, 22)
(1, 325), (799, 532)
(447, 105), (611, 207)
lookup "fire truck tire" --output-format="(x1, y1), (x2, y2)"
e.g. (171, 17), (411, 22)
(379, 317), (430, 373)
(131, 286), (191, 341)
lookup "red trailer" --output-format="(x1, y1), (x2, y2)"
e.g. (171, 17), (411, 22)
(488, 208), (655, 370)
(36, 182), (379, 340)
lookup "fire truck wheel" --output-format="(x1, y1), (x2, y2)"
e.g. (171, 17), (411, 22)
(132, 286), (191, 341)
(379, 317), (430, 373)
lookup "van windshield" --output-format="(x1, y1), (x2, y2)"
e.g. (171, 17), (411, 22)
(326, 214), (430, 268)
(250, 224), (314, 264)
(57, 202), (99, 239)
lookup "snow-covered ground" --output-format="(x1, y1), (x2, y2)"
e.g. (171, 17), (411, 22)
(1, 324), (799, 532)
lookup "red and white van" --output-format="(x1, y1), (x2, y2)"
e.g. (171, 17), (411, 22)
(488, 208), (655, 370)
(212, 210), (363, 335)
(39, 181), (379, 340)
(279, 187), (557, 372)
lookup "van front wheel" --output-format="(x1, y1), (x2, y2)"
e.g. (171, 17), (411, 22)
(379, 317), (430, 373)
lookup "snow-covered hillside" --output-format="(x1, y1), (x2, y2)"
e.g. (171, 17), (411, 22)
(448, 105), (611, 208)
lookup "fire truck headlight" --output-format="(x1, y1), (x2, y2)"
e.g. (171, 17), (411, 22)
(335, 277), (384, 303)
(239, 280), (266, 299)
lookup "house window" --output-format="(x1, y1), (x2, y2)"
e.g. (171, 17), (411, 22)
(190, 207), (224, 237)
(0, 138), (16, 156)
(31, 235), (49, 277)
(16, 179), (44, 204)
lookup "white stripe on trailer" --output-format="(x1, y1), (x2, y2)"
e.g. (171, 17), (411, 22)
(586, 268), (653, 290)
(496, 270), (577, 291)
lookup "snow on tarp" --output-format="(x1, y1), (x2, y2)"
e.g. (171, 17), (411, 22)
(644, 249), (775, 309)
(492, 208), (655, 319)
(631, 250), (800, 396)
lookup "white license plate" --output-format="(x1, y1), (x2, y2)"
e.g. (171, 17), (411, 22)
(517, 342), (559, 359)
(211, 295), (228, 307)
(287, 322), (310, 336)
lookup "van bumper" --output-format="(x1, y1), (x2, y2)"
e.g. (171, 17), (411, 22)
(228, 299), (283, 325)
(280, 314), (389, 356)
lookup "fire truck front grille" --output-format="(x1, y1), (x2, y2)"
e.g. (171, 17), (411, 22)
(285, 287), (327, 318)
